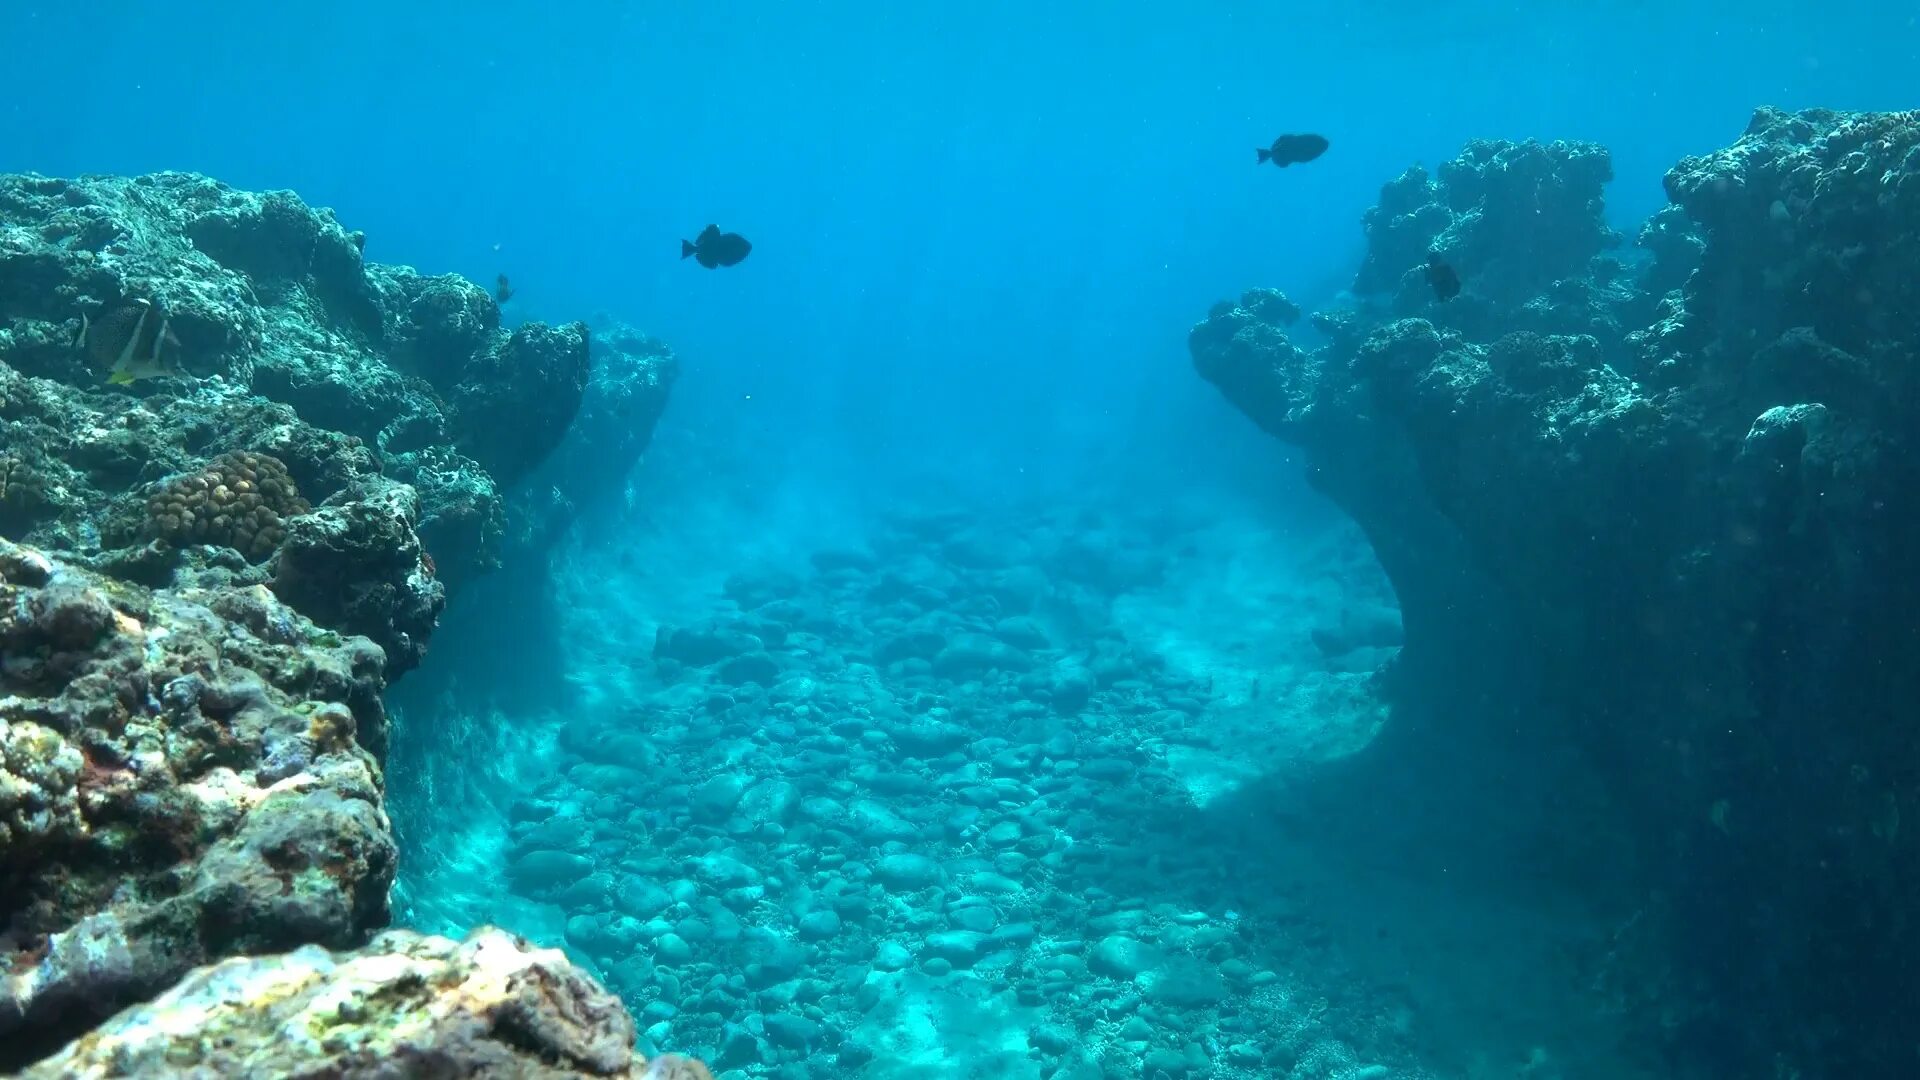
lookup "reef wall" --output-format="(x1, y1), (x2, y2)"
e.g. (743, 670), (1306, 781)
(0, 172), (676, 1071)
(1192, 107), (1920, 1075)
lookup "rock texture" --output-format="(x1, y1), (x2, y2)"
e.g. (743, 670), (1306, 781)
(0, 171), (655, 618)
(1, 172), (677, 1071)
(0, 539), (393, 1068)
(1193, 107), (1920, 1076)
(19, 927), (674, 1080)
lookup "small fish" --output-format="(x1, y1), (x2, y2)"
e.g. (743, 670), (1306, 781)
(1257, 133), (1329, 168)
(1425, 253), (1461, 302)
(77, 297), (185, 385)
(495, 273), (515, 303)
(680, 224), (752, 269)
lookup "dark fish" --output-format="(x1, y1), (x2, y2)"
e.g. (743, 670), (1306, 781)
(495, 274), (515, 303)
(1257, 133), (1329, 168)
(680, 224), (752, 269)
(76, 297), (185, 385)
(1425, 253), (1461, 301)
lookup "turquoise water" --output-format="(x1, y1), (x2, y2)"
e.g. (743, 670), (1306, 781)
(6, 3), (1918, 1077)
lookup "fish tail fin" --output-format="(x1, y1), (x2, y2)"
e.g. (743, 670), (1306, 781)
(680, 240), (696, 259)
(106, 370), (135, 386)
(1256, 148), (1271, 164)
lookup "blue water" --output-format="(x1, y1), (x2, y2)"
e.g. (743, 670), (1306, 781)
(6, 2), (1917, 1077)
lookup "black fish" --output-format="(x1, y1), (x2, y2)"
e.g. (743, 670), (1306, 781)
(680, 225), (752, 269)
(495, 274), (515, 303)
(1257, 133), (1329, 168)
(1426, 253), (1461, 301)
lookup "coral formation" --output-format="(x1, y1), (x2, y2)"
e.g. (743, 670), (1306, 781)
(272, 478), (445, 676)
(18, 927), (664, 1079)
(143, 449), (309, 561)
(1193, 107), (1920, 1076)
(0, 168), (678, 1072)
(0, 539), (394, 1068)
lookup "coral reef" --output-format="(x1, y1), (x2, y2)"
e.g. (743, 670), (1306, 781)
(0, 170), (678, 1071)
(0, 539), (393, 1068)
(1194, 107), (1920, 1075)
(19, 927), (666, 1079)
(0, 171), (651, 598)
(272, 477), (444, 676)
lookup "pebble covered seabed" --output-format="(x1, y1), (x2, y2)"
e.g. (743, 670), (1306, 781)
(395, 490), (1637, 1080)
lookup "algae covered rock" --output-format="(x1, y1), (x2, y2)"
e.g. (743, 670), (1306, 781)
(0, 539), (395, 1069)
(19, 927), (661, 1079)
(272, 476), (445, 675)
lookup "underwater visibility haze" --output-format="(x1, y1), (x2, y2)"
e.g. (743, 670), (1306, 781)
(1, 2), (1918, 1078)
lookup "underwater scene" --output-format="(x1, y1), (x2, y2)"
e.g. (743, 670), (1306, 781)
(2, 3), (1918, 1078)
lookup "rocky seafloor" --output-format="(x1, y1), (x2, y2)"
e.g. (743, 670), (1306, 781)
(5, 104), (1917, 1080)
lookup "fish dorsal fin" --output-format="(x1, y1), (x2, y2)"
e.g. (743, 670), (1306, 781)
(116, 301), (153, 370)
(699, 224), (721, 241)
(151, 316), (175, 363)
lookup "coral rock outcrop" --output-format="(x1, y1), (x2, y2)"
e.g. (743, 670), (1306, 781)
(0, 539), (394, 1069)
(19, 927), (661, 1080)
(1194, 106), (1920, 1076)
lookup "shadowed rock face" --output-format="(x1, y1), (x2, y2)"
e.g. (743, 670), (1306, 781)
(1194, 108), (1920, 1075)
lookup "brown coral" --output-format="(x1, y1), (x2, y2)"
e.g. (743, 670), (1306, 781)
(145, 450), (310, 561)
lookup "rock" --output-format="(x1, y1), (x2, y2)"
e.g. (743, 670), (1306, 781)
(1049, 670), (1094, 712)
(875, 629), (947, 665)
(741, 928), (807, 989)
(874, 942), (913, 971)
(931, 633), (1033, 677)
(886, 720), (973, 757)
(718, 651), (780, 686)
(0, 540), (394, 1067)
(763, 1012), (822, 1050)
(1029, 1023), (1075, 1055)
(19, 928), (650, 1078)
(444, 321), (591, 486)
(922, 931), (991, 969)
(1184, 108), (1920, 1076)
(950, 905), (998, 933)
(992, 615), (1050, 649)
(510, 849), (594, 891)
(654, 933), (694, 965)
(1089, 934), (1158, 980)
(797, 910), (842, 941)
(653, 625), (762, 667)
(691, 774), (750, 823)
(271, 477), (444, 674)
(873, 853), (942, 891)
(614, 879), (673, 919)
(1141, 957), (1228, 1007)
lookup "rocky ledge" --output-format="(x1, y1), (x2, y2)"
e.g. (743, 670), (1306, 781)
(1193, 106), (1920, 1076)
(1, 172), (678, 1072)
(18, 927), (682, 1080)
